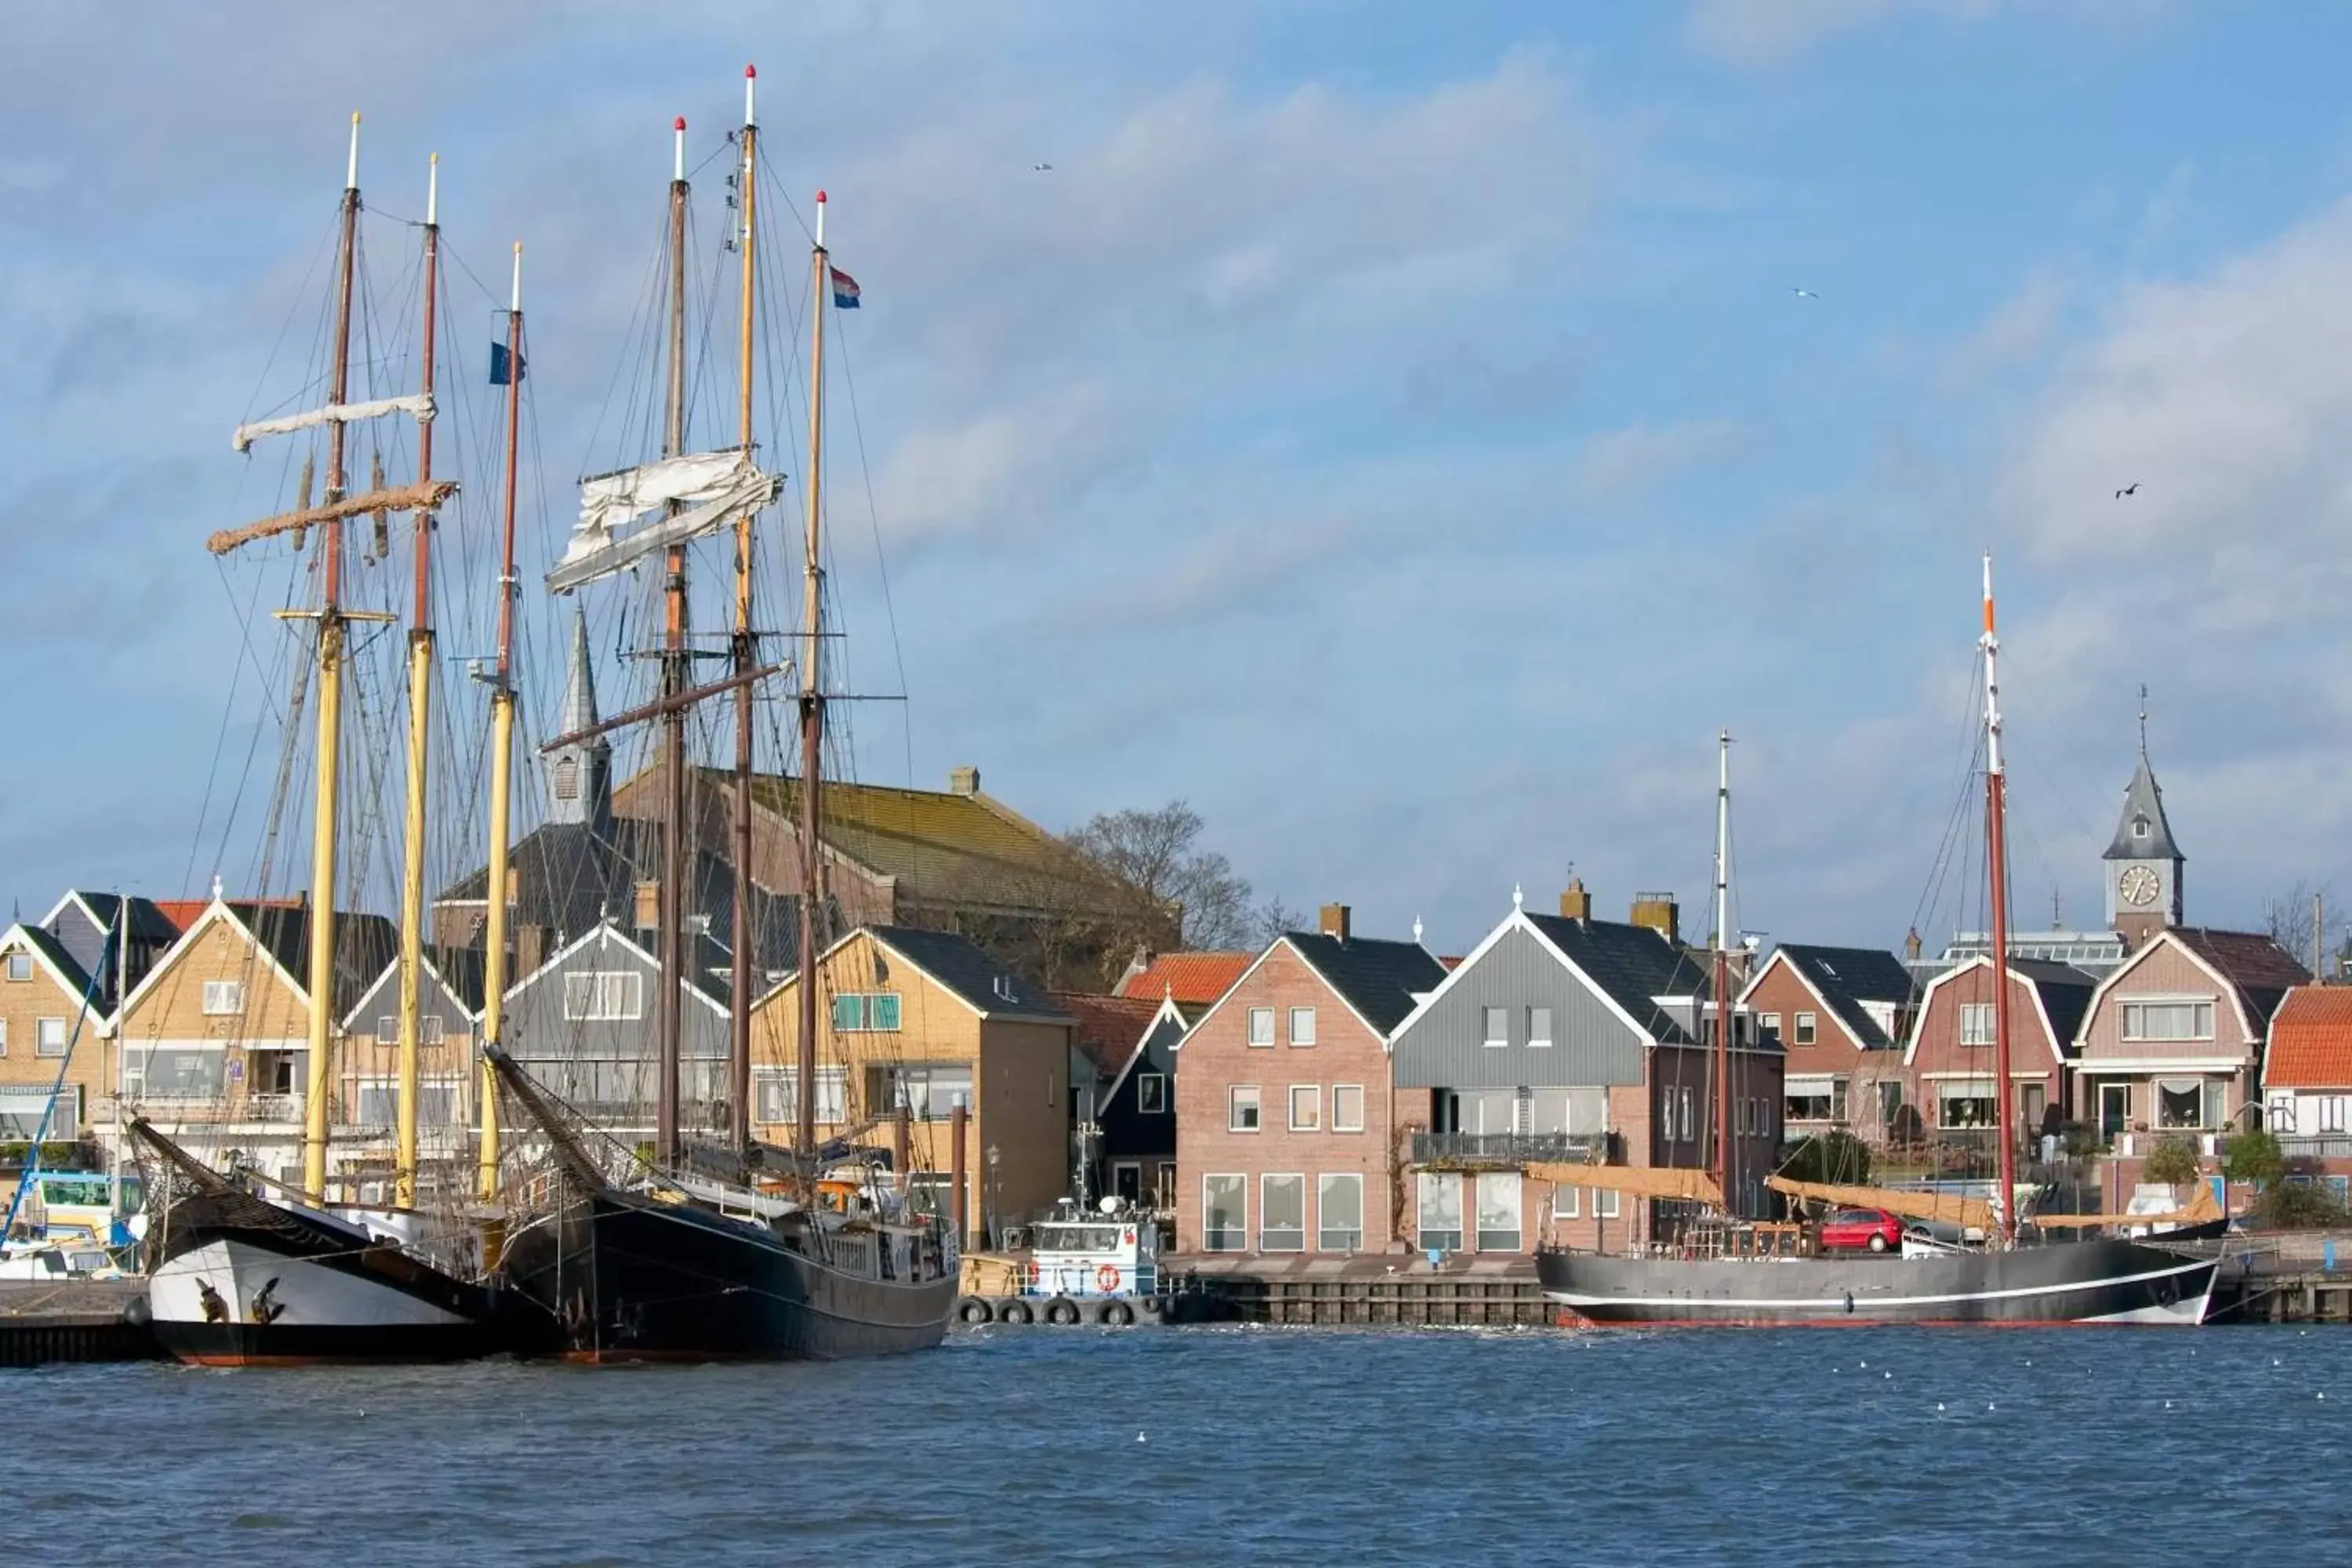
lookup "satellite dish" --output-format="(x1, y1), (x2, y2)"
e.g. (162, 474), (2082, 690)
(1098, 1196), (1118, 1215)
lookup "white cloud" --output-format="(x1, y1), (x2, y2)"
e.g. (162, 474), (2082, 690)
(1945, 271), (2070, 384)
(1573, 418), (1752, 499)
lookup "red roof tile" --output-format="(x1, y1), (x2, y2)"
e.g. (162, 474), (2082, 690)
(152, 899), (209, 934)
(1051, 991), (1165, 1077)
(2265, 986), (2352, 1088)
(1116, 951), (1254, 1006)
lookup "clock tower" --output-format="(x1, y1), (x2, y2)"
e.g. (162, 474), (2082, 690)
(2103, 710), (2183, 949)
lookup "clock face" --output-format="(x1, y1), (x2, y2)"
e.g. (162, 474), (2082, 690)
(2118, 865), (2161, 908)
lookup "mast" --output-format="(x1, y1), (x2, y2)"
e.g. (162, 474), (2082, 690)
(794, 192), (831, 1160)
(394, 152), (442, 1209)
(655, 117), (690, 1167)
(1981, 554), (2020, 1247)
(1712, 728), (1733, 1212)
(300, 113), (362, 1203)
(728, 67), (759, 1153)
(477, 240), (524, 1211)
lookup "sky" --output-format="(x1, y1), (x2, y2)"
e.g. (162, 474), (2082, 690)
(6, 0), (2352, 960)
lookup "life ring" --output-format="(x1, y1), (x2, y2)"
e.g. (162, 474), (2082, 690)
(1096, 1263), (1120, 1293)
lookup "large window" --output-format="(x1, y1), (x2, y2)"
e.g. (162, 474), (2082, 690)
(1260, 1174), (1305, 1251)
(1288, 1084), (1320, 1131)
(201, 979), (245, 1016)
(1203, 1174), (1247, 1251)
(0, 1084), (70, 1138)
(1318, 1174), (1364, 1252)
(1475, 1172), (1523, 1251)
(1939, 1087), (1997, 1129)
(829, 993), (902, 1032)
(1482, 1007), (1509, 1048)
(754, 1065), (848, 1125)
(2123, 999), (2216, 1043)
(1960, 1004), (1995, 1046)
(1529, 1087), (1606, 1134)
(2156, 1076), (2222, 1130)
(35, 1018), (68, 1058)
(1417, 1171), (1462, 1251)
(1331, 1083), (1366, 1133)
(884, 1064), (972, 1122)
(354, 1080), (462, 1128)
(1247, 1007), (1275, 1047)
(1136, 1073), (1167, 1115)
(122, 1046), (227, 1101)
(1229, 1085), (1261, 1132)
(1288, 1007), (1316, 1047)
(563, 971), (644, 1022)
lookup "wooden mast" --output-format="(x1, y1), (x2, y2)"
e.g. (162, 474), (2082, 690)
(655, 117), (691, 1168)
(728, 66), (759, 1154)
(300, 113), (363, 1203)
(477, 241), (524, 1215)
(1712, 728), (1733, 1214)
(394, 152), (442, 1209)
(794, 192), (832, 1162)
(1981, 554), (2020, 1247)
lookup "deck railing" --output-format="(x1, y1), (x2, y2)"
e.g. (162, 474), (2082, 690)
(1410, 1131), (1610, 1167)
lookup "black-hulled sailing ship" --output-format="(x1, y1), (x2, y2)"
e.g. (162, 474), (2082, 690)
(490, 74), (957, 1362)
(1534, 560), (2221, 1327)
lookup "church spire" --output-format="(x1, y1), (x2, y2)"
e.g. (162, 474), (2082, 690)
(547, 604), (612, 827)
(2103, 693), (2183, 943)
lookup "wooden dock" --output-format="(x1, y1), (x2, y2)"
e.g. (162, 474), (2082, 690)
(0, 1280), (160, 1367)
(1175, 1256), (1556, 1328)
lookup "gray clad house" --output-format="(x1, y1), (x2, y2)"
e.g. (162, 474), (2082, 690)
(336, 949), (487, 1189)
(501, 921), (731, 1135)
(39, 891), (180, 1013)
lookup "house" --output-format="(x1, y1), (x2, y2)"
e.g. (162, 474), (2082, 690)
(112, 897), (398, 1192)
(1902, 955), (2093, 1151)
(2261, 986), (2352, 1201)
(332, 948), (486, 1200)
(499, 920), (731, 1138)
(1116, 951), (1255, 1006)
(38, 891), (182, 1012)
(1172, 904), (1445, 1257)
(1056, 989), (1185, 1209)
(1390, 887), (1784, 1256)
(0, 923), (111, 1152)
(750, 925), (1074, 1240)
(2073, 927), (2307, 1171)
(1740, 943), (1916, 1145)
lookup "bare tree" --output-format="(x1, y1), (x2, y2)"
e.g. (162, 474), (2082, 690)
(1065, 800), (1257, 951)
(1254, 896), (1309, 945)
(2262, 880), (2339, 978)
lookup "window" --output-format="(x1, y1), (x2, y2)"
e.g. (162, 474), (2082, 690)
(554, 756), (579, 800)
(202, 979), (244, 1016)
(1332, 1083), (1366, 1133)
(829, 993), (903, 1032)
(0, 1018), (7, 1055)
(1960, 1004), (1995, 1046)
(754, 1066), (848, 1125)
(1417, 1171), (1462, 1251)
(1229, 1085), (1261, 1131)
(562, 971), (643, 1022)
(1136, 1072), (1167, 1115)
(1552, 1182), (1579, 1219)
(1288, 1084), (1320, 1131)
(1878, 1080), (1905, 1130)
(35, 1018), (67, 1058)
(1475, 1171), (1523, 1251)
(1203, 1174), (1247, 1251)
(1261, 1174), (1305, 1251)
(1793, 1012), (1817, 1046)
(1247, 1007), (1275, 1047)
(884, 1064), (973, 1121)
(1288, 1007), (1316, 1047)
(2134, 816), (2149, 840)
(2122, 1000), (2216, 1043)
(1595, 1186), (1621, 1219)
(5, 953), (31, 982)
(2155, 1076), (2215, 1130)
(2323, 1097), (2350, 1135)
(1756, 1011), (1780, 1044)
(1679, 1087), (1694, 1144)
(1527, 1007), (1552, 1048)
(355, 1080), (462, 1128)
(1939, 1088), (1998, 1129)
(1155, 1162), (1177, 1207)
(122, 1045), (226, 1100)
(1482, 1007), (1509, 1048)
(1318, 1174), (1364, 1252)
(2269, 1094), (2297, 1134)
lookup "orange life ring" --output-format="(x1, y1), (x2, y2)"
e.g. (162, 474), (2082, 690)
(1095, 1263), (1120, 1293)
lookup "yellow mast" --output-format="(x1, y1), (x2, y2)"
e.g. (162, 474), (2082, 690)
(394, 153), (443, 1208)
(478, 241), (525, 1214)
(301, 114), (363, 1203)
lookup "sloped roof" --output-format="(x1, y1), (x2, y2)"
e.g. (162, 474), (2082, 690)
(1116, 951), (1254, 1006)
(2104, 752), (2183, 862)
(224, 902), (402, 1020)
(867, 925), (1070, 1023)
(1283, 931), (1448, 1036)
(2267, 987), (2352, 1088)
(1523, 913), (1711, 1047)
(1773, 943), (1916, 1050)
(4, 923), (96, 1002)
(1052, 991), (1164, 1078)
(154, 898), (211, 934)
(2012, 959), (2097, 1051)
(2172, 927), (2308, 1033)
(49, 891), (181, 946)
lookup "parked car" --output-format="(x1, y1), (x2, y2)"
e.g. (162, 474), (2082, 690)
(1819, 1207), (1904, 1254)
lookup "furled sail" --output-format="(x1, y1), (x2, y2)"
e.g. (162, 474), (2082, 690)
(547, 449), (779, 594)
(232, 393), (436, 453)
(1525, 1161), (1726, 1207)
(1764, 1176), (1994, 1234)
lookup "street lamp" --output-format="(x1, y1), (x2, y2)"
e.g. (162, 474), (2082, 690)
(985, 1143), (1001, 1248)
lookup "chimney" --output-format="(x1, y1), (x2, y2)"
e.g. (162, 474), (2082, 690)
(1629, 891), (1679, 945)
(1559, 879), (1592, 920)
(633, 879), (659, 933)
(949, 765), (981, 797)
(1904, 927), (1922, 962)
(1319, 903), (1352, 942)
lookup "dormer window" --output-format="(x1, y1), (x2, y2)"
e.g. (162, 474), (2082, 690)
(2133, 816), (2149, 840)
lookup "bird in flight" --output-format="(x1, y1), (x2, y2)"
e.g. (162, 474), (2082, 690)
(2115, 483), (2140, 499)
(1033, 162), (1054, 172)
(1791, 287), (1819, 299)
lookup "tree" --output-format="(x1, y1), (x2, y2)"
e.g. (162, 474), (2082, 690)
(1254, 896), (1308, 946)
(2262, 880), (2337, 978)
(2222, 1129), (2287, 1190)
(2251, 1181), (2351, 1230)
(1065, 800), (1258, 950)
(1779, 1131), (1873, 1187)
(2141, 1135), (2202, 1193)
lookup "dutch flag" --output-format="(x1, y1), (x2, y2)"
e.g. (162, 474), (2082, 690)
(829, 266), (862, 310)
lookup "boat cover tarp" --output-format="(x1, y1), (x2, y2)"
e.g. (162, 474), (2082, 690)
(232, 393), (434, 452)
(549, 450), (778, 593)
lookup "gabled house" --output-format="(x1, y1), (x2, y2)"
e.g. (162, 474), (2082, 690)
(1172, 905), (1446, 1257)
(750, 925), (1074, 1240)
(2074, 927), (2307, 1160)
(499, 920), (730, 1137)
(0, 923), (110, 1149)
(1902, 956), (2092, 1150)
(333, 949), (486, 1198)
(1390, 891), (1784, 1254)
(2262, 986), (2352, 1200)
(38, 891), (181, 1013)
(1739, 943), (1915, 1144)
(1056, 989), (1185, 1209)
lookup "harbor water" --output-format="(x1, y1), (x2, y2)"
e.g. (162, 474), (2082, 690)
(13, 1323), (2346, 1565)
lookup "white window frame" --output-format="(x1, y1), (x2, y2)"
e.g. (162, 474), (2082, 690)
(1288, 1007), (1316, 1047)
(2325, 1097), (2350, 1135)
(1959, 1002), (1996, 1046)
(34, 1017), (68, 1058)
(1288, 1083), (1321, 1131)
(1678, 1087), (1694, 1144)
(1552, 1182), (1579, 1219)
(1794, 1011), (1817, 1046)
(1757, 1011), (1780, 1043)
(1481, 1006), (1509, 1048)
(1595, 1186), (1621, 1219)
(1260, 1172), (1307, 1252)
(0, 1018), (8, 1056)
(1527, 1007), (1553, 1048)
(1331, 1083), (1366, 1133)
(201, 978), (244, 1016)
(1247, 1007), (1276, 1047)
(1229, 1084), (1261, 1132)
(1317, 1172), (1365, 1253)
(564, 970), (644, 1022)
(2122, 996), (2217, 1044)
(5, 953), (31, 982)
(2269, 1094), (2297, 1134)
(1136, 1072), (1167, 1115)
(1202, 1173), (1248, 1252)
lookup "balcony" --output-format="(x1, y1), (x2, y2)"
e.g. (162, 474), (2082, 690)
(2278, 1135), (2352, 1161)
(1411, 1131), (1612, 1168)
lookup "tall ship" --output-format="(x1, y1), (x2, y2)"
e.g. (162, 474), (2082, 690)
(1535, 561), (2222, 1326)
(489, 71), (959, 1361)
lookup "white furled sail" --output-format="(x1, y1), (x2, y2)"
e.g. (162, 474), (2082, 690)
(232, 393), (436, 453)
(547, 448), (779, 593)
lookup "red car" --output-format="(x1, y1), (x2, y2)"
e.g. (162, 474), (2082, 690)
(1819, 1207), (1904, 1254)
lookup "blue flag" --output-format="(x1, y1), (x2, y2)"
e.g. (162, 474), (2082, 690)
(490, 341), (526, 385)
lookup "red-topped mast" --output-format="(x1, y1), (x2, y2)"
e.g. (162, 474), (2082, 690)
(1981, 555), (2019, 1247)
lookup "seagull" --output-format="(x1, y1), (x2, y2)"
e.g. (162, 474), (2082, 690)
(1033, 162), (1054, 172)
(2116, 483), (2140, 499)
(1791, 287), (1819, 299)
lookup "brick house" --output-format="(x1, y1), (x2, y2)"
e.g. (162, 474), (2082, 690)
(1172, 906), (1443, 1257)
(1738, 943), (1915, 1145)
(38, 891), (181, 1013)
(0, 924), (112, 1180)
(2262, 986), (2352, 1202)
(1902, 955), (2092, 1152)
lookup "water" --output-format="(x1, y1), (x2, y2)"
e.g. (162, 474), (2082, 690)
(13, 1324), (2344, 1565)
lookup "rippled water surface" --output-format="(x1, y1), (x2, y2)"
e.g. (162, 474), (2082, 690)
(14, 1323), (2347, 1565)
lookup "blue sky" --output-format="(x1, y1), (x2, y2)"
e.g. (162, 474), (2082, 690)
(7, 0), (2352, 957)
